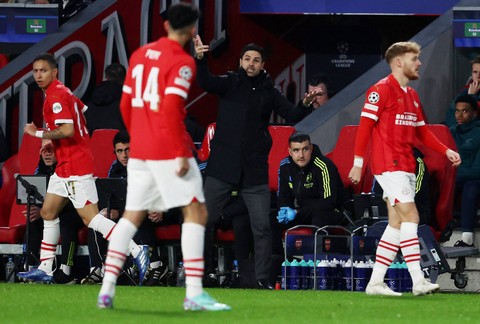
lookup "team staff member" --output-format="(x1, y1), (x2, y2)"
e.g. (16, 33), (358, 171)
(348, 41), (461, 297)
(194, 36), (320, 290)
(277, 132), (350, 227)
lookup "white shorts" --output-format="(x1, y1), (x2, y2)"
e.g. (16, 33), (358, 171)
(125, 158), (205, 212)
(47, 173), (99, 209)
(374, 171), (416, 206)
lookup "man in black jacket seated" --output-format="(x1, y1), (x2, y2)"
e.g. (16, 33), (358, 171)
(194, 37), (321, 289)
(276, 132), (351, 227)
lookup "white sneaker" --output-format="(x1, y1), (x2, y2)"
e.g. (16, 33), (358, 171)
(412, 279), (440, 296)
(366, 282), (402, 296)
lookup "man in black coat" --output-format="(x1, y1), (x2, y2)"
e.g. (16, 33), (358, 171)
(84, 63), (126, 134)
(194, 37), (319, 288)
(276, 132), (350, 227)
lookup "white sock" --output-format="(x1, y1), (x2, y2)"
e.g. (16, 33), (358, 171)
(182, 222), (205, 298)
(60, 264), (71, 276)
(369, 225), (400, 285)
(99, 218), (137, 298)
(400, 222), (424, 286)
(462, 232), (474, 245)
(38, 218), (60, 275)
(88, 213), (140, 257)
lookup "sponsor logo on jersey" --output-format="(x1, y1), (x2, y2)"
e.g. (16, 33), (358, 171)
(179, 66), (193, 80)
(395, 112), (417, 126)
(368, 91), (380, 104)
(52, 102), (62, 114)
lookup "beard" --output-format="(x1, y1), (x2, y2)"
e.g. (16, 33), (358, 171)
(404, 68), (419, 81)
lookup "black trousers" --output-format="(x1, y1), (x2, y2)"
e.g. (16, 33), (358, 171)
(204, 176), (272, 281)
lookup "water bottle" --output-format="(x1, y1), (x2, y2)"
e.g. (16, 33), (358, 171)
(400, 262), (412, 292)
(355, 261), (368, 291)
(281, 260), (290, 290)
(385, 263), (400, 292)
(5, 257), (14, 283)
(176, 262), (186, 287)
(231, 260), (239, 282)
(307, 259), (315, 289)
(299, 260), (309, 290)
(343, 259), (354, 291)
(289, 260), (301, 290)
(316, 260), (330, 290)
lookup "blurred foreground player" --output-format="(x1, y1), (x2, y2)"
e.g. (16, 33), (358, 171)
(97, 3), (230, 311)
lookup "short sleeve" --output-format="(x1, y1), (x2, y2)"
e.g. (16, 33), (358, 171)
(164, 58), (196, 100)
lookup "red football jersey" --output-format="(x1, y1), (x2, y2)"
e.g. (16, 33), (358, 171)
(356, 74), (427, 174)
(121, 37), (196, 160)
(43, 79), (94, 177)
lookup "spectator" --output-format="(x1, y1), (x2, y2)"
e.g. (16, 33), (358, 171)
(82, 130), (170, 286)
(302, 73), (333, 112)
(276, 132), (350, 227)
(193, 36), (320, 290)
(18, 53), (148, 284)
(450, 95), (480, 247)
(22, 140), (84, 284)
(445, 55), (480, 128)
(84, 63), (126, 135)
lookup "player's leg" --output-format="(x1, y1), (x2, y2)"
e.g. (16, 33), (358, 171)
(182, 201), (230, 311)
(17, 193), (68, 282)
(394, 201), (439, 295)
(97, 210), (148, 308)
(365, 200), (402, 296)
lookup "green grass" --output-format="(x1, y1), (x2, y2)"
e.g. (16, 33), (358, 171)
(0, 284), (478, 323)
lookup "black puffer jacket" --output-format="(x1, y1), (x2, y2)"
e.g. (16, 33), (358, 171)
(84, 81), (126, 134)
(196, 57), (309, 186)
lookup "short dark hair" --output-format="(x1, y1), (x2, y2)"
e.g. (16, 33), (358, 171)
(240, 43), (265, 62)
(308, 73), (333, 98)
(167, 3), (199, 30)
(455, 94), (478, 112)
(33, 53), (57, 69)
(113, 130), (130, 147)
(105, 63), (126, 84)
(471, 55), (480, 65)
(289, 131), (311, 145)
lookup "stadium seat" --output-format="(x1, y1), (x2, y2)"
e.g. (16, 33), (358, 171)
(267, 125), (296, 192)
(90, 129), (119, 177)
(325, 125), (373, 194)
(326, 124), (457, 241)
(0, 155), (23, 243)
(197, 123), (216, 161)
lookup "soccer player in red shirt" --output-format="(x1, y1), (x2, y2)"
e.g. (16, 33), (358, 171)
(97, 3), (230, 311)
(348, 42), (461, 296)
(19, 53), (149, 284)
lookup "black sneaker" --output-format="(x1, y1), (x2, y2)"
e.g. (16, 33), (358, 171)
(144, 263), (169, 286)
(454, 240), (475, 247)
(80, 269), (103, 285)
(53, 269), (76, 284)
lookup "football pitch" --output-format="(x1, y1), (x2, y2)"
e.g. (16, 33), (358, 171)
(1, 284), (478, 323)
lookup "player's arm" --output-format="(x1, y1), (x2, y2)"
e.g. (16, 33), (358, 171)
(348, 86), (382, 184)
(416, 126), (461, 167)
(24, 122), (74, 139)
